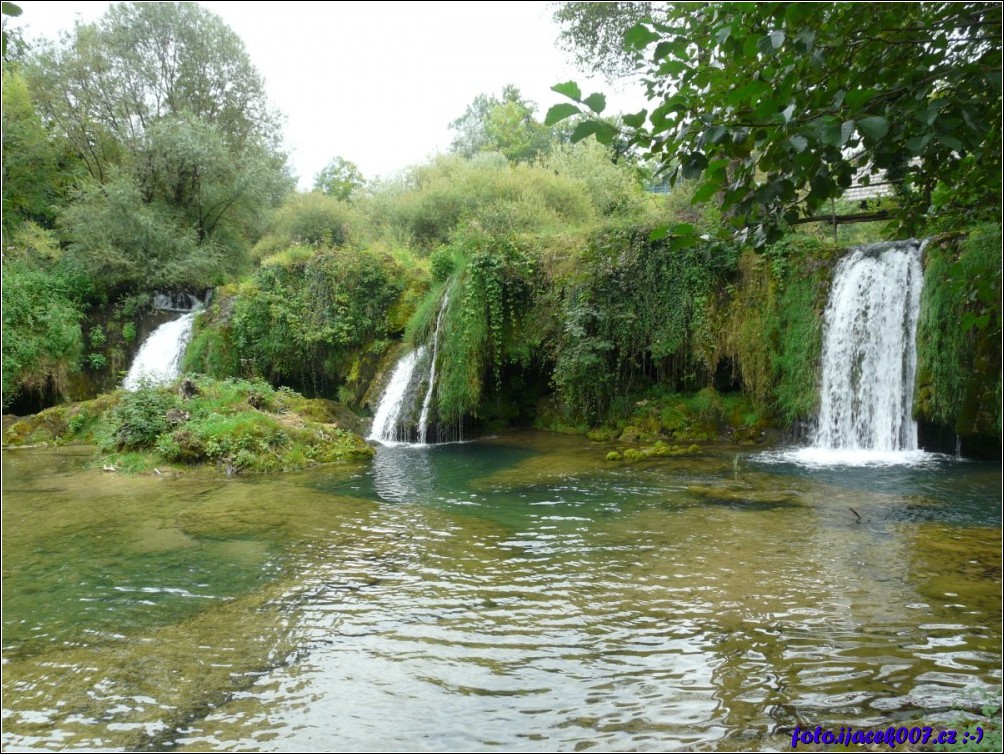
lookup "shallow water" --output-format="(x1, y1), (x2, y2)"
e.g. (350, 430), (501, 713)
(3, 434), (1001, 751)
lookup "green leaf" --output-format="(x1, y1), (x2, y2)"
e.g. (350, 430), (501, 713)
(844, 88), (878, 109)
(592, 122), (618, 146)
(840, 119), (855, 146)
(936, 133), (963, 150)
(857, 116), (888, 139)
(649, 226), (669, 241)
(789, 134), (808, 152)
(582, 93), (607, 115)
(818, 118), (853, 147)
(691, 181), (720, 204)
(544, 103), (581, 126)
(715, 25), (732, 45)
(703, 125), (728, 145)
(906, 134), (931, 154)
(552, 81), (582, 102)
(758, 30), (785, 54)
(2, 2), (22, 17)
(681, 152), (708, 180)
(658, 59), (687, 76)
(624, 23), (661, 50)
(569, 120), (600, 143)
(621, 110), (647, 129)
(570, 120), (618, 145)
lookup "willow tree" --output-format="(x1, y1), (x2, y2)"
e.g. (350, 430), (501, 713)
(23, 2), (291, 289)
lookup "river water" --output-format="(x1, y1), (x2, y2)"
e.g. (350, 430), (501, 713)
(2, 433), (1000, 751)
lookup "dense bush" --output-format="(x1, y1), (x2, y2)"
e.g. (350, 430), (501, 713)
(429, 226), (541, 422)
(252, 191), (361, 258)
(223, 247), (404, 391)
(718, 236), (840, 423)
(550, 225), (740, 422)
(368, 154), (596, 248)
(915, 224), (1002, 437)
(1, 226), (95, 408)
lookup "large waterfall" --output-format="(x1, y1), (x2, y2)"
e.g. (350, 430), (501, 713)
(790, 239), (928, 465)
(368, 292), (452, 446)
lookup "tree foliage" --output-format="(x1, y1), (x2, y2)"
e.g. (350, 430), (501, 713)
(18, 2), (291, 293)
(549, 2), (1002, 245)
(1, 69), (71, 231)
(27, 2), (281, 166)
(553, 2), (660, 80)
(450, 85), (560, 163)
(314, 156), (365, 201)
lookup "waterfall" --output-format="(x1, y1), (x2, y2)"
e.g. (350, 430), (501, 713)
(761, 239), (933, 467)
(814, 240), (925, 452)
(417, 292), (449, 444)
(367, 346), (427, 445)
(369, 291), (453, 446)
(122, 311), (199, 391)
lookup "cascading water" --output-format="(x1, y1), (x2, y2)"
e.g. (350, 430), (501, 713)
(122, 311), (200, 390)
(773, 239), (930, 466)
(815, 240), (925, 451)
(367, 347), (427, 445)
(417, 292), (449, 444)
(368, 291), (452, 446)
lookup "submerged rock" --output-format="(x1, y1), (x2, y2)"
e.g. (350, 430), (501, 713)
(686, 482), (801, 508)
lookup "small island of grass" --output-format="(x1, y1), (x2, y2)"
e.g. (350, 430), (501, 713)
(3, 377), (374, 474)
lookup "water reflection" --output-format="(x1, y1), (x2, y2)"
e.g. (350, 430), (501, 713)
(371, 444), (437, 503)
(2, 438), (1000, 751)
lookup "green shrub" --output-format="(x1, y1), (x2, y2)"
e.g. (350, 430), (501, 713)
(370, 154), (595, 248)
(1, 259), (87, 408)
(916, 225), (1002, 436)
(103, 386), (177, 451)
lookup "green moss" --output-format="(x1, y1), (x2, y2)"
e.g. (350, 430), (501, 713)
(915, 225), (1002, 438)
(4, 377), (373, 473)
(605, 451), (622, 462)
(719, 237), (838, 423)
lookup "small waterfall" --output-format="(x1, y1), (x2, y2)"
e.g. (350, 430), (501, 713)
(417, 292), (449, 444)
(122, 311), (199, 391)
(369, 290), (453, 446)
(368, 346), (427, 445)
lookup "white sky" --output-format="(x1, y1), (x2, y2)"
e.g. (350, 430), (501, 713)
(11, 1), (645, 188)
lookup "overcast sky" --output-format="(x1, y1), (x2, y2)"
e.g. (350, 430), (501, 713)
(11, 1), (646, 188)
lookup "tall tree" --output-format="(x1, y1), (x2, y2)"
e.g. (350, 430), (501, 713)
(21, 2), (291, 290)
(1, 69), (69, 231)
(27, 2), (281, 170)
(553, 2), (663, 81)
(450, 85), (558, 163)
(548, 2), (1002, 244)
(314, 156), (365, 201)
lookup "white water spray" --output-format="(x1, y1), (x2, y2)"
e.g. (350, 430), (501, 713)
(771, 240), (931, 466)
(122, 311), (199, 390)
(368, 346), (426, 445)
(369, 289), (454, 446)
(814, 240), (925, 452)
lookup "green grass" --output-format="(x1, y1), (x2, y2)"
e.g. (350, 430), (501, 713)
(4, 376), (373, 474)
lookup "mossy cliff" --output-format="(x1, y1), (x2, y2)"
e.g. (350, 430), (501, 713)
(175, 224), (1000, 455)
